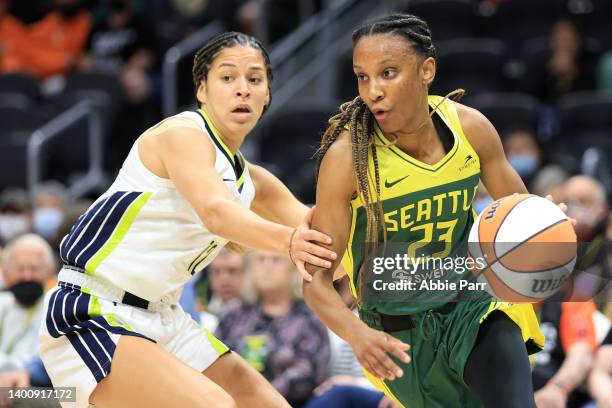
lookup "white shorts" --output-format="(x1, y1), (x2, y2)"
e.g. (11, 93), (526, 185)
(38, 270), (229, 408)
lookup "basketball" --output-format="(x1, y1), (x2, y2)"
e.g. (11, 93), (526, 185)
(468, 194), (577, 302)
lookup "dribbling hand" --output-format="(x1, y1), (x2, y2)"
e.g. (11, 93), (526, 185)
(349, 325), (411, 382)
(290, 207), (337, 282)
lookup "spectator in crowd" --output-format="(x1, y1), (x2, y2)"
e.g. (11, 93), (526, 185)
(530, 164), (569, 203)
(0, 357), (51, 388)
(215, 251), (330, 407)
(0, 0), (91, 78)
(528, 18), (597, 102)
(0, 189), (30, 248)
(185, 248), (247, 331)
(0, 234), (55, 372)
(563, 175), (610, 302)
(502, 126), (543, 190)
(206, 249), (246, 318)
(532, 294), (597, 408)
(305, 275), (399, 408)
(32, 181), (66, 243)
(79, 0), (159, 168)
(587, 327), (612, 408)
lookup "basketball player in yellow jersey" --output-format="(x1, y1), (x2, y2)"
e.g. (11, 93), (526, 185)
(303, 14), (552, 408)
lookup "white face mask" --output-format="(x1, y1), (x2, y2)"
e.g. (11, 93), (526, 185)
(33, 207), (64, 240)
(0, 214), (30, 242)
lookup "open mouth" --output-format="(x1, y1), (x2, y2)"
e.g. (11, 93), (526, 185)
(232, 105), (251, 113)
(374, 109), (388, 119)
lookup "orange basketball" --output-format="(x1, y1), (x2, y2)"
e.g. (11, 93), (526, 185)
(468, 194), (577, 302)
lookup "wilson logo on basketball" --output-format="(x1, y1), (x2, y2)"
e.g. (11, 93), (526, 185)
(531, 276), (568, 293)
(484, 200), (502, 220)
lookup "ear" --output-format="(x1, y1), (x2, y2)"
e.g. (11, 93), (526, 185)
(421, 57), (436, 87)
(264, 89), (271, 109)
(196, 80), (207, 106)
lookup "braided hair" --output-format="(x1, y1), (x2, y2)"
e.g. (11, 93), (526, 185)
(192, 31), (274, 115)
(315, 14), (464, 300)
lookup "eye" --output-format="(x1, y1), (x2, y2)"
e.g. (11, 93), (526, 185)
(222, 75), (233, 82)
(383, 68), (396, 78)
(355, 73), (368, 81)
(249, 77), (263, 84)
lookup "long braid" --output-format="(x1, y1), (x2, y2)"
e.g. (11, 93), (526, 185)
(315, 97), (384, 303)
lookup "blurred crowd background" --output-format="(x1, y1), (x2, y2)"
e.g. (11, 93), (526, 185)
(0, 0), (611, 407)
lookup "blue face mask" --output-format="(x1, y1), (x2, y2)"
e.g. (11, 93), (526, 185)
(33, 207), (64, 240)
(473, 197), (493, 214)
(508, 153), (538, 178)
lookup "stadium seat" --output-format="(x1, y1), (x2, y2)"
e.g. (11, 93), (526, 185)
(554, 91), (612, 169)
(0, 106), (48, 136)
(64, 72), (124, 109)
(432, 38), (507, 96)
(403, 0), (476, 41)
(0, 73), (39, 99)
(0, 92), (31, 109)
(480, 0), (566, 53)
(462, 92), (540, 135)
(255, 100), (339, 203)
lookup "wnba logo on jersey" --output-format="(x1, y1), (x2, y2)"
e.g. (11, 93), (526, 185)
(458, 155), (477, 172)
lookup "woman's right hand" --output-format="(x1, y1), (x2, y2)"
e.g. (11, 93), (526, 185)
(348, 325), (411, 381)
(290, 207), (337, 281)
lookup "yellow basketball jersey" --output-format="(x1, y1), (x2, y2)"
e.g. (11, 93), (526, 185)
(342, 95), (483, 314)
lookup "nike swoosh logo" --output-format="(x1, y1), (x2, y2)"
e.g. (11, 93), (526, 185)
(384, 175), (409, 188)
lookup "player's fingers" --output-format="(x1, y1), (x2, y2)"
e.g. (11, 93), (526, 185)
(302, 229), (333, 246)
(302, 206), (316, 226)
(302, 242), (337, 261)
(297, 252), (332, 269)
(364, 355), (388, 380)
(384, 337), (411, 364)
(372, 348), (402, 379)
(296, 261), (313, 282)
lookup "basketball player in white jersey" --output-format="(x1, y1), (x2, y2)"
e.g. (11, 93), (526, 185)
(38, 32), (337, 408)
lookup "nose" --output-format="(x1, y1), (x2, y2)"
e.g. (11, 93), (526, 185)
(236, 77), (250, 98)
(366, 80), (384, 103)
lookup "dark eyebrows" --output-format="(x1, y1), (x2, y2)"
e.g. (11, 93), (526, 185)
(353, 58), (398, 70)
(217, 63), (265, 71)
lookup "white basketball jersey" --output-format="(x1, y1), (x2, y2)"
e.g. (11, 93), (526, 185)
(59, 109), (255, 302)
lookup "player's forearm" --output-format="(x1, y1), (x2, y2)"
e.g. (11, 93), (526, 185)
(201, 199), (291, 254)
(588, 367), (612, 402)
(551, 342), (593, 391)
(303, 271), (367, 344)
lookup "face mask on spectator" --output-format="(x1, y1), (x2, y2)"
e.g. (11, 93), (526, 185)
(33, 207), (63, 241)
(6, 281), (44, 307)
(473, 197), (493, 214)
(508, 153), (538, 178)
(0, 214), (29, 242)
